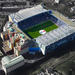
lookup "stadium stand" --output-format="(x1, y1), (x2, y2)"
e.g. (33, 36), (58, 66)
(36, 25), (75, 55)
(18, 12), (52, 30)
(48, 15), (66, 26)
(18, 10), (67, 31)
(49, 15), (58, 23)
(56, 19), (66, 26)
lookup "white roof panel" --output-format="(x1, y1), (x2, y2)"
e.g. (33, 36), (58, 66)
(9, 5), (48, 23)
(36, 25), (75, 47)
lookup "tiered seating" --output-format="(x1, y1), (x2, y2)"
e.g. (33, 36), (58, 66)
(56, 19), (66, 26)
(49, 15), (58, 24)
(18, 11), (66, 31)
(18, 12), (51, 30)
(49, 15), (66, 26)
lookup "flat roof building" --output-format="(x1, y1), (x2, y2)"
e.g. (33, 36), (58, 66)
(1, 55), (25, 74)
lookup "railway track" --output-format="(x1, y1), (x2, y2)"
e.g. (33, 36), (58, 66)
(51, 52), (75, 69)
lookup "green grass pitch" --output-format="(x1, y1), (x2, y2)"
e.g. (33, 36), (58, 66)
(24, 20), (58, 38)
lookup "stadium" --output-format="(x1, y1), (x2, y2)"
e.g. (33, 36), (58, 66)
(8, 5), (75, 55)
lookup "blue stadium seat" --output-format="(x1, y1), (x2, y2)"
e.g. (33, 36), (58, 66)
(48, 10), (52, 14)
(18, 11), (66, 31)
(18, 12), (52, 30)
(55, 19), (66, 26)
(49, 15), (58, 23)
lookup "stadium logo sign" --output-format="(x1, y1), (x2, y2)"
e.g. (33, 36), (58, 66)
(39, 30), (46, 35)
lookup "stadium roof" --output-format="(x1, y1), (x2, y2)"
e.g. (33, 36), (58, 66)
(9, 5), (48, 23)
(36, 25), (75, 54)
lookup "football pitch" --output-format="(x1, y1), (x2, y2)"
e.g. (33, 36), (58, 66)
(24, 20), (58, 38)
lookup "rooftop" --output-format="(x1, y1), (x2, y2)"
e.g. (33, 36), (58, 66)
(2, 40), (12, 53)
(9, 5), (48, 23)
(36, 25), (75, 47)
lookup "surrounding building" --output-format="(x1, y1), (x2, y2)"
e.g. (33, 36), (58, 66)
(71, 6), (75, 13)
(1, 55), (25, 74)
(54, 0), (60, 3)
